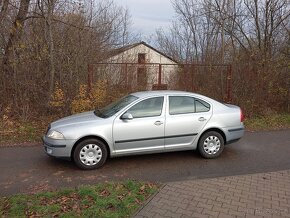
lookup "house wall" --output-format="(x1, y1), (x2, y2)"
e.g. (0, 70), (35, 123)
(109, 44), (176, 64)
(101, 44), (178, 90)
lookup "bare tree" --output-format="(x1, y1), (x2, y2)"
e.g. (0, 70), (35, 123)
(37, 0), (57, 98)
(0, 0), (135, 118)
(0, 0), (9, 26)
(1, 0), (30, 99)
(155, 0), (290, 115)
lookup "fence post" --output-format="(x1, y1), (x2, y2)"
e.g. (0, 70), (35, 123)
(158, 64), (162, 86)
(88, 63), (93, 93)
(226, 65), (232, 103)
(191, 64), (195, 92)
(125, 63), (128, 87)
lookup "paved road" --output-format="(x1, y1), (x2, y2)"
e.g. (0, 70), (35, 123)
(0, 130), (290, 196)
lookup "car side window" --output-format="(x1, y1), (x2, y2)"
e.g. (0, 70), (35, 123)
(169, 96), (195, 115)
(127, 97), (164, 118)
(195, 99), (210, 112)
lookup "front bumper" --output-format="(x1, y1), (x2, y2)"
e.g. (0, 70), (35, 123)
(42, 136), (75, 158)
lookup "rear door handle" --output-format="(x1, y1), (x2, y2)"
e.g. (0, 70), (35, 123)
(154, 121), (163, 126)
(198, 117), (206, 122)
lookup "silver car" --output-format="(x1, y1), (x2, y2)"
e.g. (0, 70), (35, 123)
(43, 91), (245, 170)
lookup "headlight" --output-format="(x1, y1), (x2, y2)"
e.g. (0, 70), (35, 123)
(47, 130), (65, 140)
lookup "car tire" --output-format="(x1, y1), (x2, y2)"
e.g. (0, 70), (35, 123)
(73, 139), (108, 170)
(198, 131), (224, 159)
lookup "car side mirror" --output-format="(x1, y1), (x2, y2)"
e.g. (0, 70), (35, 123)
(121, 112), (133, 120)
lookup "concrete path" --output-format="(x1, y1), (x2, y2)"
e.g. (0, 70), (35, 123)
(135, 170), (290, 218)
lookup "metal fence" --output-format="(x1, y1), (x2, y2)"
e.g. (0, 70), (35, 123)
(88, 63), (232, 102)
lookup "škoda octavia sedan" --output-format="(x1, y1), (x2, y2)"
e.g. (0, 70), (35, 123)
(43, 91), (244, 169)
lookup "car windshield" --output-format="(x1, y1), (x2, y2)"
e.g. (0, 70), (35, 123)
(94, 95), (138, 118)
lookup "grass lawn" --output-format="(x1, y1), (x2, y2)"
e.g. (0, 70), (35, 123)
(244, 113), (290, 131)
(0, 181), (158, 218)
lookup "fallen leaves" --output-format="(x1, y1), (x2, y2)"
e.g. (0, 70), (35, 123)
(1, 198), (11, 216)
(27, 181), (51, 194)
(98, 189), (111, 197)
(25, 209), (41, 217)
(105, 203), (115, 211)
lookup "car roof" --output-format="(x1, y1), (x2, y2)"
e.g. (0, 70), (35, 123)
(131, 90), (201, 98)
(130, 90), (223, 106)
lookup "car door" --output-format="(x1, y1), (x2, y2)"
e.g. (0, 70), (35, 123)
(113, 96), (165, 154)
(165, 95), (212, 150)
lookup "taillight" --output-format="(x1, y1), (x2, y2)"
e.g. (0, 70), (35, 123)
(240, 109), (245, 122)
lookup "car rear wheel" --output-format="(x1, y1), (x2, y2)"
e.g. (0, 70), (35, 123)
(198, 131), (224, 158)
(73, 139), (108, 170)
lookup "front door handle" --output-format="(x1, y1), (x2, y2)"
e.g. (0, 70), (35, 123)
(198, 117), (206, 122)
(154, 121), (163, 126)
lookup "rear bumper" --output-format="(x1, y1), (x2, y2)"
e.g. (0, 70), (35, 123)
(223, 125), (245, 144)
(226, 138), (241, 145)
(42, 136), (75, 158)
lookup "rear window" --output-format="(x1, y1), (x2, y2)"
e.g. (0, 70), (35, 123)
(169, 96), (210, 115)
(195, 99), (210, 112)
(169, 96), (195, 115)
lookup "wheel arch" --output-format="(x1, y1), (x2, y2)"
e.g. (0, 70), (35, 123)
(198, 128), (227, 146)
(71, 135), (111, 160)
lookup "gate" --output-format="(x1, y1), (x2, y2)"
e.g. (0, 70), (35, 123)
(88, 63), (232, 102)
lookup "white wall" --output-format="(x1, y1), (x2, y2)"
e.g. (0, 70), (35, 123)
(104, 44), (178, 90)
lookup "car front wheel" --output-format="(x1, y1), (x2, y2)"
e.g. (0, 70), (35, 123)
(73, 139), (108, 170)
(198, 131), (224, 159)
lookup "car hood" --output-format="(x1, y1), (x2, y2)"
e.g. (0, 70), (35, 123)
(51, 111), (102, 129)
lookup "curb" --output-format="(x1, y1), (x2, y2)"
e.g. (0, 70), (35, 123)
(132, 183), (166, 218)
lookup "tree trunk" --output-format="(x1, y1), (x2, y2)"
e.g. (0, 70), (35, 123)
(2, 0), (30, 95)
(0, 0), (9, 26)
(46, 0), (56, 99)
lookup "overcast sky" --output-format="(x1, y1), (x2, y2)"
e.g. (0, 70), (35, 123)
(117, 0), (175, 40)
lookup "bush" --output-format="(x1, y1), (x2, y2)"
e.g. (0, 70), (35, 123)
(71, 80), (107, 114)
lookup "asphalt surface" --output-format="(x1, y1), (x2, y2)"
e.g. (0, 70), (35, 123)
(0, 130), (290, 196)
